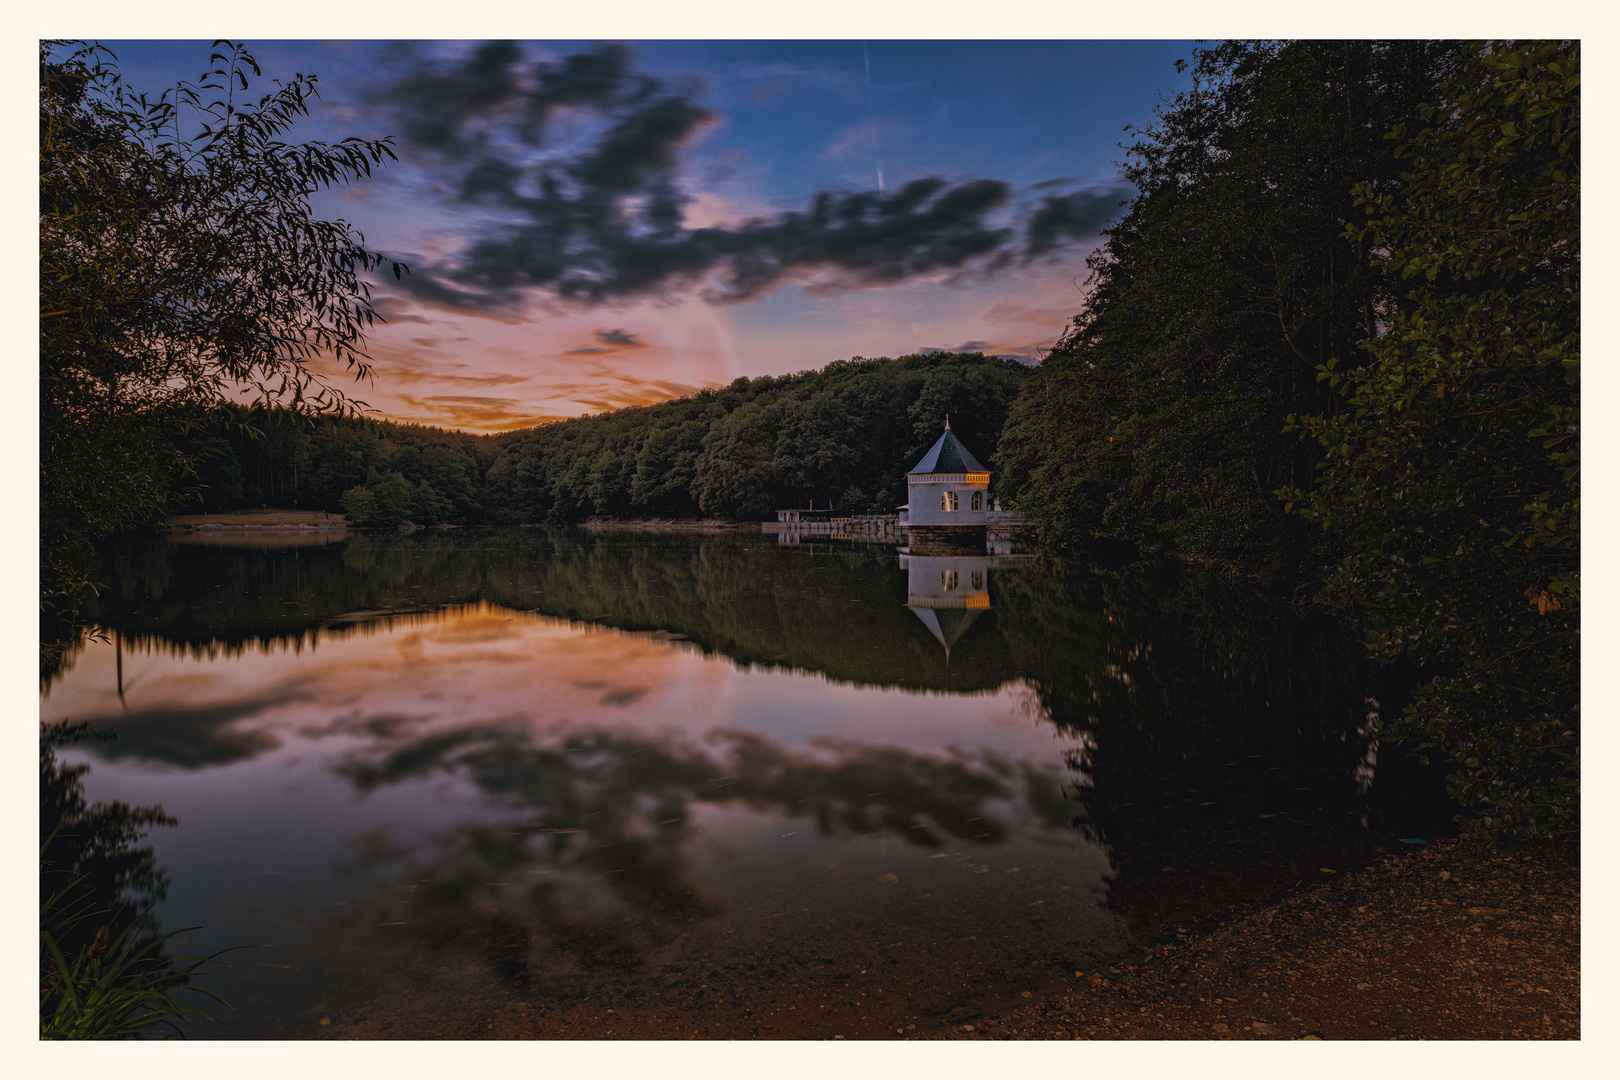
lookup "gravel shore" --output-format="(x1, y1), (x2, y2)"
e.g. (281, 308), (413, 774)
(918, 838), (1578, 1040)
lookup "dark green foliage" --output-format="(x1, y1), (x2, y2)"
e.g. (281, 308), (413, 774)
(172, 408), (492, 525)
(998, 41), (1455, 578)
(341, 469), (417, 528)
(41, 723), (236, 1038)
(392, 442), (483, 522)
(40, 40), (403, 658)
(41, 724), (174, 925)
(40, 880), (235, 1040)
(485, 352), (1029, 523)
(1285, 42), (1579, 844)
(994, 38), (1577, 842)
(693, 398), (789, 518)
(300, 427), (383, 511)
(77, 531), (1015, 695)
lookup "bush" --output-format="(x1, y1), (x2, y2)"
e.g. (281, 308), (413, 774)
(341, 470), (417, 527)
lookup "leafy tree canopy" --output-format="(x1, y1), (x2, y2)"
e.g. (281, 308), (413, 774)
(483, 351), (1030, 525)
(40, 40), (405, 647)
(1285, 40), (1579, 843)
(997, 41), (1456, 579)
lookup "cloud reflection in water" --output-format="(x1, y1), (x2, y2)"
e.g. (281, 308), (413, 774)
(43, 603), (1102, 1010)
(327, 718), (1074, 988)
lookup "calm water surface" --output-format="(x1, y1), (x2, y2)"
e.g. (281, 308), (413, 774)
(43, 529), (1412, 1039)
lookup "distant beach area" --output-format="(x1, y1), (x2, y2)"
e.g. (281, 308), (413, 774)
(170, 509), (349, 528)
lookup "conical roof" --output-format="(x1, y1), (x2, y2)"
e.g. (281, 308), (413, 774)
(908, 424), (987, 475)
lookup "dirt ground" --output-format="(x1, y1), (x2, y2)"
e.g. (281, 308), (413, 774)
(170, 508), (348, 527)
(915, 838), (1578, 1041)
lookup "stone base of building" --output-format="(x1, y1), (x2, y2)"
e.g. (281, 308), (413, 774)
(904, 525), (987, 555)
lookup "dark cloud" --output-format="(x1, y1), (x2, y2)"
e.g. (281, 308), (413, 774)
(368, 295), (432, 324)
(406, 175), (1021, 307)
(565, 328), (645, 354)
(376, 43), (1128, 312)
(387, 263), (514, 313)
(377, 41), (652, 158)
(1024, 187), (1131, 258)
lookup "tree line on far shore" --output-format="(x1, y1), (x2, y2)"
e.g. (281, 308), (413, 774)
(173, 350), (1027, 527)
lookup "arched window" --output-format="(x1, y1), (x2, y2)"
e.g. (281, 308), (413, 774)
(971, 570), (984, 590)
(970, 490), (984, 511)
(942, 570), (958, 590)
(942, 490), (958, 512)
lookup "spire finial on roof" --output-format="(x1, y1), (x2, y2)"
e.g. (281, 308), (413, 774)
(907, 420), (987, 475)
(944, 414), (951, 430)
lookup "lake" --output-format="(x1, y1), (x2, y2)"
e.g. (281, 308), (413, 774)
(41, 528), (1443, 1039)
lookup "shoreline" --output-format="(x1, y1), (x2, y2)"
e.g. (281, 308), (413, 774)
(577, 518), (760, 532)
(917, 838), (1578, 1041)
(169, 509), (349, 529)
(167, 512), (770, 532)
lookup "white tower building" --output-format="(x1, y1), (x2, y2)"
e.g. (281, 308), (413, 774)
(904, 419), (990, 552)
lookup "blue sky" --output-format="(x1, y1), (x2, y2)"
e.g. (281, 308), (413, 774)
(90, 39), (1198, 431)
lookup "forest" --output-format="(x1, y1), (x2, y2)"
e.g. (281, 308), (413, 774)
(995, 40), (1578, 843)
(42, 39), (1577, 845)
(171, 349), (1028, 527)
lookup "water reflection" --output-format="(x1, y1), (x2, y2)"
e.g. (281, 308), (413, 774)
(60, 531), (1015, 694)
(40, 723), (190, 1034)
(900, 553), (1029, 656)
(45, 598), (1106, 1036)
(41, 530), (1419, 1038)
(170, 528), (350, 549)
(327, 715), (1076, 992)
(41, 722), (175, 928)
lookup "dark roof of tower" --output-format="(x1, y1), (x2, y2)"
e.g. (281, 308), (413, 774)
(908, 426), (988, 475)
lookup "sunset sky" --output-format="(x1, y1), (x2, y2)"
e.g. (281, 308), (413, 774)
(102, 39), (1197, 432)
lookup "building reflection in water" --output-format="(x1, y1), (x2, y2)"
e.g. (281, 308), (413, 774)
(900, 551), (1030, 657)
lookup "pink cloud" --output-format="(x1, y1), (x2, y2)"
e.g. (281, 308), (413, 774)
(350, 292), (740, 432)
(983, 302), (1079, 328)
(394, 394), (571, 431)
